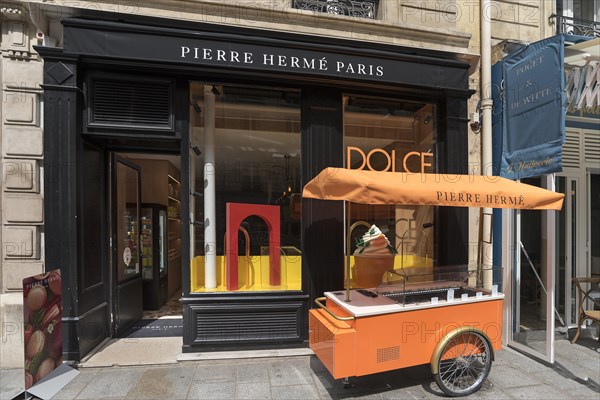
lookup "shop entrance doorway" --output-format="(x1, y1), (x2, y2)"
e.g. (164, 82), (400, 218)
(556, 172), (600, 334)
(108, 152), (183, 340)
(555, 175), (585, 329)
(506, 176), (557, 364)
(591, 173), (599, 278)
(81, 152), (183, 366)
(111, 155), (143, 336)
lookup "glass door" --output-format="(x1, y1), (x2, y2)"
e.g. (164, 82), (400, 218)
(112, 155), (143, 335)
(555, 175), (586, 328)
(590, 173), (599, 278)
(507, 176), (556, 363)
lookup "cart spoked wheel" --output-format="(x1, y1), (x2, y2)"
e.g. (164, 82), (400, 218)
(434, 331), (492, 397)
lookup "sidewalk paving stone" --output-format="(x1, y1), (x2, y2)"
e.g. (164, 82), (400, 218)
(51, 369), (99, 400)
(504, 384), (572, 399)
(378, 386), (429, 399)
(0, 369), (23, 400)
(270, 384), (319, 399)
(487, 364), (542, 388)
(126, 366), (194, 399)
(530, 367), (590, 391)
(236, 382), (271, 399)
(193, 363), (237, 382)
(268, 360), (314, 387)
(236, 362), (270, 383)
(74, 368), (143, 400)
(187, 380), (236, 399)
(566, 386), (600, 399)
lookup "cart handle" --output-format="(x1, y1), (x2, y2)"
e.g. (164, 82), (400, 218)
(314, 297), (355, 321)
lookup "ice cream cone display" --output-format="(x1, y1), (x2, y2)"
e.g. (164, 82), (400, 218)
(353, 225), (396, 287)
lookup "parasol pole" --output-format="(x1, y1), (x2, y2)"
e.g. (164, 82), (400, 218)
(346, 201), (351, 302)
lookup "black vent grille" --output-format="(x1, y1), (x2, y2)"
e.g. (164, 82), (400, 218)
(89, 77), (173, 130)
(193, 306), (301, 343)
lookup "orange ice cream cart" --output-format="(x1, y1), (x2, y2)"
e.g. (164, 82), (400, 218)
(304, 168), (564, 397)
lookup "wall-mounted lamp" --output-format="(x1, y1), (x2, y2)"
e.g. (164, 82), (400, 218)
(211, 85), (220, 96)
(423, 115), (432, 125)
(470, 112), (481, 133)
(470, 101), (482, 133)
(191, 145), (202, 156)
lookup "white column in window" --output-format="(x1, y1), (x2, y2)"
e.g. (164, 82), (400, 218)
(204, 85), (217, 289)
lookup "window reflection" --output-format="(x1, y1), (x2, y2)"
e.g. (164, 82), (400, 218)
(343, 95), (437, 285)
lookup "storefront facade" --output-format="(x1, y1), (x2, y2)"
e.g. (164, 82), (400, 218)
(34, 10), (477, 361)
(3, 1), (565, 367)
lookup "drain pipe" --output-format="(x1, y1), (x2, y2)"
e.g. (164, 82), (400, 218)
(481, 0), (494, 288)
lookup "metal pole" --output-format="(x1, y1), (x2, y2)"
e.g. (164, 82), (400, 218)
(204, 86), (217, 289)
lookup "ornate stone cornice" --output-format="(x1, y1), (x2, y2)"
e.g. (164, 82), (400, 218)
(1, 3), (39, 61)
(23, 0), (472, 52)
(1, 4), (23, 20)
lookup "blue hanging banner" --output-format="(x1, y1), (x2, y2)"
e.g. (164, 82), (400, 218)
(500, 35), (565, 179)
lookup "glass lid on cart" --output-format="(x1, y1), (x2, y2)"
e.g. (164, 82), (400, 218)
(374, 264), (502, 306)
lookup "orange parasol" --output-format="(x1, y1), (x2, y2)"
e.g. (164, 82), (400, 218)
(302, 167), (564, 210)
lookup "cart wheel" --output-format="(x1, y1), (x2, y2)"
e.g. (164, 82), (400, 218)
(434, 331), (492, 397)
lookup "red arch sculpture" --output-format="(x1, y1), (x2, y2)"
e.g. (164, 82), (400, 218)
(225, 203), (280, 290)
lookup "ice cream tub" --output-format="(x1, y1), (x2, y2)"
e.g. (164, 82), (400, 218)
(354, 254), (395, 288)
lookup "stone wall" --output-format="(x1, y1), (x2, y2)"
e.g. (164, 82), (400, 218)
(1, 2), (44, 368)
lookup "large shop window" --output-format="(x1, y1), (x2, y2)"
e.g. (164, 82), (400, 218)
(189, 83), (301, 292)
(343, 95), (437, 287)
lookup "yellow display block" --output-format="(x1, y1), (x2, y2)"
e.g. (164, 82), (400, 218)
(191, 255), (302, 292)
(190, 254), (430, 292)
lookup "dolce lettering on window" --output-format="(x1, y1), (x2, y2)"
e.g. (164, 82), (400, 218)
(180, 46), (384, 77)
(346, 146), (433, 174)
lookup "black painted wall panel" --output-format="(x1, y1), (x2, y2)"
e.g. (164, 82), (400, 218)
(436, 92), (470, 266)
(39, 48), (85, 362)
(301, 87), (345, 303)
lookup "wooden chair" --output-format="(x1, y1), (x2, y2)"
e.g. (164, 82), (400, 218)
(571, 277), (600, 344)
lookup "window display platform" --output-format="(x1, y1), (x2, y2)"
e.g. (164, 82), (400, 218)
(190, 255), (301, 292)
